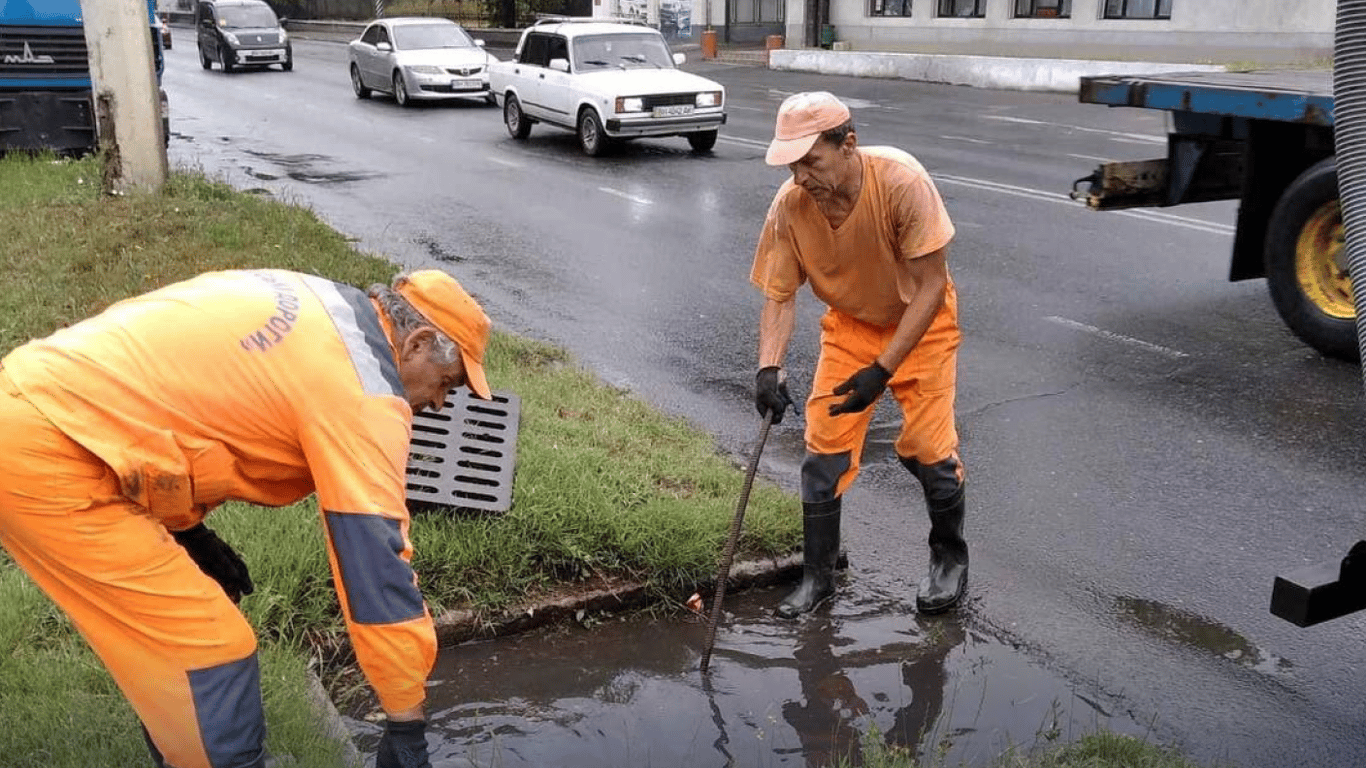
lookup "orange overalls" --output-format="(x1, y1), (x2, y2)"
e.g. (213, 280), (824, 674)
(751, 146), (964, 502)
(0, 270), (436, 768)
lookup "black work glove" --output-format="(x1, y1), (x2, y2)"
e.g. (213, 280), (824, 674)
(172, 523), (254, 604)
(755, 366), (795, 424)
(828, 362), (892, 415)
(376, 719), (432, 768)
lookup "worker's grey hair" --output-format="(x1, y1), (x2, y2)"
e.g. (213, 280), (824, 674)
(367, 275), (459, 366)
(819, 120), (856, 148)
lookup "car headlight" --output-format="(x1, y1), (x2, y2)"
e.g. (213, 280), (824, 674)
(223, 31), (239, 45)
(409, 65), (445, 75)
(695, 91), (722, 108)
(279, 29), (288, 42)
(616, 97), (645, 113)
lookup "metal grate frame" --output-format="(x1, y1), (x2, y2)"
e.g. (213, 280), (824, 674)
(406, 389), (521, 513)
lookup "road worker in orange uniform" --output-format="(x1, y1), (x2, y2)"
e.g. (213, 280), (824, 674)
(0, 268), (493, 768)
(751, 92), (968, 618)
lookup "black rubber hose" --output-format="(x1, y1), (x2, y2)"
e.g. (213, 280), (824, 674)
(1334, 0), (1366, 372)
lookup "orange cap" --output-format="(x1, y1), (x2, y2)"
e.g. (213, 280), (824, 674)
(395, 270), (492, 400)
(765, 91), (851, 166)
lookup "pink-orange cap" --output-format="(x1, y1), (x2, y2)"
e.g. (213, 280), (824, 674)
(395, 270), (493, 400)
(765, 91), (852, 166)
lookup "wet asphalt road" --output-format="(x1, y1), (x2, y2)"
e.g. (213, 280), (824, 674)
(162, 30), (1366, 768)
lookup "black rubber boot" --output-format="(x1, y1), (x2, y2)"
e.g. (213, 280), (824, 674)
(776, 498), (841, 619)
(916, 484), (968, 614)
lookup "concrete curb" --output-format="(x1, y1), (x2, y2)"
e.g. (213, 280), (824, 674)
(768, 48), (1225, 93)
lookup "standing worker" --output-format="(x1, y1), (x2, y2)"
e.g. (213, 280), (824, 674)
(0, 268), (493, 768)
(751, 91), (968, 618)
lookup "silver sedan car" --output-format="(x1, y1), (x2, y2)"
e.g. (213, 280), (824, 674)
(348, 17), (496, 107)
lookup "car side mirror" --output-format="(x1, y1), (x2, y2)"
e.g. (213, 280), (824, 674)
(278, 16), (288, 24)
(475, 39), (486, 47)
(377, 41), (392, 52)
(673, 52), (686, 65)
(549, 57), (570, 72)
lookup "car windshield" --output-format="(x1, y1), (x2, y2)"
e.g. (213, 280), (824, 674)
(572, 33), (673, 70)
(392, 23), (475, 50)
(218, 6), (278, 28)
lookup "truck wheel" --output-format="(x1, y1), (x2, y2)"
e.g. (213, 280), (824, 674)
(578, 108), (610, 157)
(220, 47), (234, 73)
(687, 130), (718, 153)
(199, 45), (212, 70)
(504, 94), (531, 140)
(393, 72), (410, 107)
(1264, 156), (1358, 361)
(351, 65), (370, 99)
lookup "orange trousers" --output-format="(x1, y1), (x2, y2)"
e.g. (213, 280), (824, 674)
(801, 289), (963, 503)
(0, 371), (265, 768)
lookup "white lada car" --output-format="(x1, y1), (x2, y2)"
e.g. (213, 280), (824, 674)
(488, 18), (727, 156)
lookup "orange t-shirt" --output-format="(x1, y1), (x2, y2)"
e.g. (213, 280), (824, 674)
(750, 145), (956, 328)
(1, 269), (435, 715)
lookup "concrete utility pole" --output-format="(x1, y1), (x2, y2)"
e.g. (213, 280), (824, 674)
(79, 0), (167, 193)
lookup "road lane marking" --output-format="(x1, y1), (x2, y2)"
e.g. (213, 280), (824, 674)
(1067, 153), (1115, 163)
(934, 173), (1234, 236)
(720, 134), (770, 150)
(599, 187), (653, 205)
(981, 114), (1165, 144)
(487, 156), (522, 168)
(1045, 316), (1190, 359)
(940, 134), (993, 145)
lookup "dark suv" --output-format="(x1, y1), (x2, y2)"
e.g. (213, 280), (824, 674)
(196, 0), (292, 73)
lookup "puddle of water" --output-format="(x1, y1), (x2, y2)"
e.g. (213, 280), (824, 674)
(1114, 595), (1293, 675)
(347, 586), (1153, 768)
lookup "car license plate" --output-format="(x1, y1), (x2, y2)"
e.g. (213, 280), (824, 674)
(452, 78), (480, 90)
(247, 49), (282, 59)
(652, 104), (693, 117)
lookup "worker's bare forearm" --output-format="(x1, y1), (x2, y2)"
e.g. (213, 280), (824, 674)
(759, 297), (796, 369)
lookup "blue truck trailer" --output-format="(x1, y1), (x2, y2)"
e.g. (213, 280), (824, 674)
(0, 0), (165, 154)
(1071, 70), (1349, 360)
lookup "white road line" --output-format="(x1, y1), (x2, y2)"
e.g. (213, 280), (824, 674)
(599, 186), (653, 205)
(1045, 316), (1190, 359)
(720, 134), (770, 149)
(486, 156), (522, 168)
(1067, 153), (1115, 163)
(981, 114), (1165, 144)
(939, 134), (993, 145)
(934, 173), (1234, 236)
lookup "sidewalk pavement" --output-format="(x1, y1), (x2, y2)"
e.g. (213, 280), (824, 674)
(271, 17), (1226, 95)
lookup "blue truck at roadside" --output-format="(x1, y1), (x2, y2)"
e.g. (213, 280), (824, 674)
(0, 0), (166, 154)
(1072, 70), (1346, 360)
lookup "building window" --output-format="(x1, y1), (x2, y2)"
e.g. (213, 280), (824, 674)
(938, 0), (985, 17)
(871, 0), (911, 17)
(1103, 0), (1171, 19)
(1015, 0), (1070, 18)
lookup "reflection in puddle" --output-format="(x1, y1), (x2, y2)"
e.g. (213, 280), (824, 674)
(1114, 596), (1293, 675)
(346, 587), (1154, 768)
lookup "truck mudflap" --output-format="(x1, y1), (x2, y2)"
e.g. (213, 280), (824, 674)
(0, 89), (95, 153)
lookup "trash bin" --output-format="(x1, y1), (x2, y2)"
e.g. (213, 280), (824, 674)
(702, 28), (717, 59)
(819, 23), (835, 48)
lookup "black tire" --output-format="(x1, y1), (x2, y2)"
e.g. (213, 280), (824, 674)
(504, 94), (531, 139)
(199, 44), (211, 70)
(281, 52), (293, 72)
(1264, 156), (1358, 361)
(393, 71), (410, 107)
(687, 129), (718, 153)
(578, 108), (610, 157)
(351, 64), (370, 99)
(220, 46), (234, 73)
(485, 92), (498, 107)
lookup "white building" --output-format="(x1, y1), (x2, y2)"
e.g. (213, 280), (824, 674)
(629, 0), (1334, 63)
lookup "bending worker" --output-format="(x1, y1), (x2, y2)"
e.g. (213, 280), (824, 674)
(751, 92), (968, 618)
(0, 268), (493, 768)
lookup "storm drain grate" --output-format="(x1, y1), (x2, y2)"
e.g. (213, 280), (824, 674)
(406, 389), (521, 513)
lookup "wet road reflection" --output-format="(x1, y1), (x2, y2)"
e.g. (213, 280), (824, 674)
(349, 587), (1155, 768)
